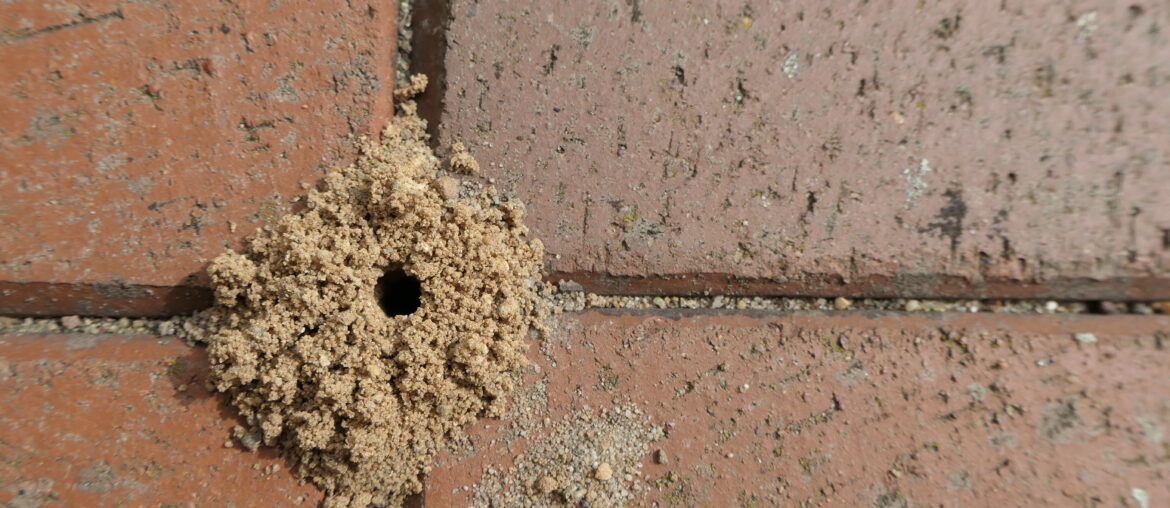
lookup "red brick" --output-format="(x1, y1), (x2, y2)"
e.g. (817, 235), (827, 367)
(0, 334), (322, 506)
(435, 0), (1170, 299)
(426, 311), (1170, 506)
(0, 0), (397, 315)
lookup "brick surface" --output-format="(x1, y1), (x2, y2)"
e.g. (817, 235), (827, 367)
(435, 0), (1170, 299)
(0, 334), (323, 506)
(426, 311), (1170, 506)
(0, 0), (397, 315)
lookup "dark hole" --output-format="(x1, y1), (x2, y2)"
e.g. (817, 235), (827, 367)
(375, 267), (421, 317)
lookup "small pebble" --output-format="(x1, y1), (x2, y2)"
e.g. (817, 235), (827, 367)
(1074, 333), (1098, 344)
(1132, 487), (1150, 508)
(593, 462), (613, 481)
(60, 315), (82, 330)
(833, 297), (852, 310)
(434, 176), (460, 200)
(240, 432), (262, 451)
(1096, 301), (1124, 314)
(537, 475), (557, 494)
(557, 280), (584, 293)
(654, 449), (668, 465)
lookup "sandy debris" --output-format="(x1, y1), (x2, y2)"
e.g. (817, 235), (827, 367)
(185, 81), (549, 507)
(2, 296), (1165, 338)
(449, 142), (480, 173)
(469, 404), (663, 507)
(593, 462), (613, 481)
(393, 73), (428, 102)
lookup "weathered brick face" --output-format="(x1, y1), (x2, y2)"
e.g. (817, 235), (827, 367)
(426, 311), (1170, 506)
(437, 0), (1170, 299)
(0, 334), (324, 506)
(0, 0), (396, 314)
(7, 313), (1166, 506)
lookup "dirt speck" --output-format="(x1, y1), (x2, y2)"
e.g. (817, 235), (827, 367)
(593, 462), (613, 481)
(434, 176), (460, 201)
(393, 73), (428, 102)
(1038, 397), (1081, 443)
(76, 462), (116, 493)
(450, 141), (480, 173)
(8, 478), (56, 508)
(1073, 332), (1097, 344)
(537, 475), (558, 494)
(60, 315), (82, 330)
(874, 488), (911, 508)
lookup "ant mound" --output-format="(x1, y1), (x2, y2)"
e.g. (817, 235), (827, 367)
(192, 101), (547, 507)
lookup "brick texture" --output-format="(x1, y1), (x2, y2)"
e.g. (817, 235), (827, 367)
(4, 313), (1168, 506)
(426, 311), (1170, 506)
(0, 334), (323, 506)
(0, 0), (397, 315)
(435, 0), (1170, 299)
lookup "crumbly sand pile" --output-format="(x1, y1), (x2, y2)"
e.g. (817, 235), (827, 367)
(190, 92), (547, 506)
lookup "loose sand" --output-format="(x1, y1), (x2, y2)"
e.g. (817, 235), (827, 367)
(187, 82), (549, 506)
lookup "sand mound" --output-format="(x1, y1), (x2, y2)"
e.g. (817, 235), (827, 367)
(189, 86), (548, 506)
